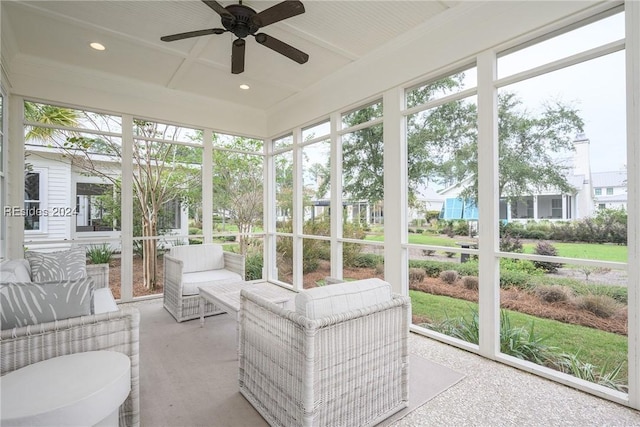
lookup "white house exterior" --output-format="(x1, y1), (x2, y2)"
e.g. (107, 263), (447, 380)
(592, 170), (627, 210)
(23, 143), (189, 251)
(434, 134), (627, 222)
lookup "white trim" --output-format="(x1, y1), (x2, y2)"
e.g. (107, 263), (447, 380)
(625, 0), (640, 409)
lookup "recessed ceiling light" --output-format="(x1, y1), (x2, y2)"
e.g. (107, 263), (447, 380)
(239, 84), (250, 90)
(90, 42), (106, 51)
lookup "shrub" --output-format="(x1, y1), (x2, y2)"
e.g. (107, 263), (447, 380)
(439, 270), (458, 284)
(86, 244), (113, 264)
(444, 251), (456, 258)
(462, 276), (479, 290)
(500, 258), (541, 275)
(347, 253), (383, 268)
(575, 294), (620, 318)
(245, 253), (263, 281)
(456, 260), (479, 277)
(499, 270), (531, 290)
(533, 241), (562, 273)
(409, 268), (426, 284)
(499, 233), (523, 253)
(534, 285), (573, 303)
(422, 249), (436, 257)
(408, 260), (458, 277)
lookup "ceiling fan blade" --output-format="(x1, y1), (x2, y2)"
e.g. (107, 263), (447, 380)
(202, 0), (236, 21)
(251, 0), (305, 28)
(255, 33), (308, 64)
(161, 28), (225, 42)
(232, 39), (246, 74)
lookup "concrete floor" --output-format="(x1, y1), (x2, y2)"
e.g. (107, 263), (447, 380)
(130, 298), (640, 427)
(392, 334), (640, 427)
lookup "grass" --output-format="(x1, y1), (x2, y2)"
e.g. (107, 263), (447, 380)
(410, 290), (628, 378)
(522, 241), (627, 263)
(374, 231), (628, 262)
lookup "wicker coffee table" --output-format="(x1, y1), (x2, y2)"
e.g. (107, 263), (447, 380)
(199, 281), (292, 327)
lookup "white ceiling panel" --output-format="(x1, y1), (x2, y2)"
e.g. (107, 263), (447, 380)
(2, 0), (461, 110)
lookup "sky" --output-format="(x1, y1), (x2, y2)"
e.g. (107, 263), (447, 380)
(497, 11), (626, 173)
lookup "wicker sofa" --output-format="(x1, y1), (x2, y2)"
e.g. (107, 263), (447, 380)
(163, 243), (246, 322)
(1, 248), (140, 427)
(239, 278), (410, 427)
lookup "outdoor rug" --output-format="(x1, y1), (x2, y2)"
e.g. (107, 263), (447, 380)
(135, 299), (465, 426)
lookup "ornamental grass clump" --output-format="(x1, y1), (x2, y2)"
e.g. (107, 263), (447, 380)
(86, 243), (113, 264)
(462, 276), (479, 290)
(439, 270), (458, 284)
(409, 268), (426, 285)
(576, 294), (620, 318)
(534, 284), (573, 303)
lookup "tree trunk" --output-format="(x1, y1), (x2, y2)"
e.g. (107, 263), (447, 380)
(141, 217), (158, 290)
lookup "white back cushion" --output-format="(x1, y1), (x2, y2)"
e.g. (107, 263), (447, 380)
(170, 244), (225, 273)
(295, 278), (392, 320)
(0, 259), (32, 283)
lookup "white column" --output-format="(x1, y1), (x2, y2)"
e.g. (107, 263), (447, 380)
(6, 95), (25, 259)
(477, 50), (500, 358)
(383, 87), (407, 294)
(264, 138), (275, 282)
(120, 115), (134, 302)
(330, 111), (343, 279)
(625, 0), (640, 410)
(202, 129), (213, 243)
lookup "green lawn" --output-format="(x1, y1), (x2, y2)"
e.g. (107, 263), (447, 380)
(522, 242), (627, 263)
(368, 232), (628, 263)
(410, 290), (628, 378)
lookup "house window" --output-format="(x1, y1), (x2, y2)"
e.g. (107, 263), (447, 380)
(594, 188), (602, 195)
(551, 198), (563, 219)
(76, 183), (115, 232)
(158, 198), (181, 230)
(24, 171), (43, 231)
(598, 203), (606, 209)
(606, 187), (614, 195)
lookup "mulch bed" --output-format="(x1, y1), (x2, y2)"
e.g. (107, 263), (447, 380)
(106, 257), (627, 335)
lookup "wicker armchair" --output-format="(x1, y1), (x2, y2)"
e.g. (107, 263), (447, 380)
(0, 307), (140, 427)
(239, 279), (410, 427)
(163, 243), (246, 322)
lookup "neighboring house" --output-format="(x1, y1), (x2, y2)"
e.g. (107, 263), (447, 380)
(437, 134), (627, 223)
(592, 170), (627, 210)
(24, 143), (189, 251)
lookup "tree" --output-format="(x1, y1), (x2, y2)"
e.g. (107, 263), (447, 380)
(406, 75), (584, 204)
(25, 101), (201, 290)
(211, 136), (264, 254)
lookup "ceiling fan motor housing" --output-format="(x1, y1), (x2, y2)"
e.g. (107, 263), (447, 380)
(223, 4), (259, 38)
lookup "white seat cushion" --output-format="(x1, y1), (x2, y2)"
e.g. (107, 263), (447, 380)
(295, 278), (392, 319)
(182, 269), (243, 296)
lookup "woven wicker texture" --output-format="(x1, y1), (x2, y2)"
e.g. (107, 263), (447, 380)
(1, 307), (141, 427)
(163, 249), (245, 322)
(239, 290), (410, 427)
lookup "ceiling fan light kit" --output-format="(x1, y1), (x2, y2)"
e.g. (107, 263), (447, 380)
(161, 0), (309, 74)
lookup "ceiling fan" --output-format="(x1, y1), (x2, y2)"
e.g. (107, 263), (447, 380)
(161, 0), (309, 74)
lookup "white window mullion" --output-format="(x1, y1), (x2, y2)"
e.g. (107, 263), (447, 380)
(292, 129), (303, 290)
(476, 50), (501, 359)
(265, 138), (275, 282)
